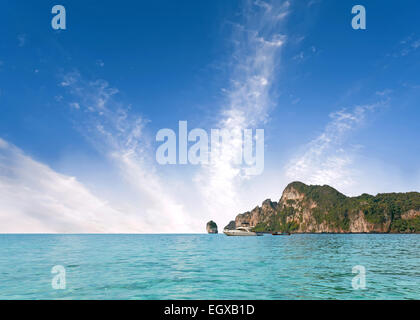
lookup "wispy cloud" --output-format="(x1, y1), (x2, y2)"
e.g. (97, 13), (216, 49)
(96, 59), (105, 67)
(59, 71), (197, 232)
(375, 89), (392, 96)
(293, 51), (305, 61)
(391, 35), (420, 57)
(0, 138), (140, 233)
(17, 34), (26, 47)
(292, 45), (318, 63)
(69, 102), (80, 109)
(285, 102), (385, 193)
(195, 0), (289, 226)
(307, 0), (321, 7)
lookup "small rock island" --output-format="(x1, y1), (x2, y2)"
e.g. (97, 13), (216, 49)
(206, 220), (218, 234)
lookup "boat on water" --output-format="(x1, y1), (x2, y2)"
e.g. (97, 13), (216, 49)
(272, 231), (291, 236)
(223, 226), (263, 236)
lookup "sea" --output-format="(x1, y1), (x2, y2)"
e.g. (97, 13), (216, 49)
(0, 234), (419, 299)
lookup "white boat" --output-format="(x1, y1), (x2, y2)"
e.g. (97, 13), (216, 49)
(223, 226), (263, 236)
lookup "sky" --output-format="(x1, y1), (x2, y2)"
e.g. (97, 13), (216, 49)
(0, 0), (420, 233)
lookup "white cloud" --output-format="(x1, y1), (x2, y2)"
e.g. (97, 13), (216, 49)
(69, 102), (80, 109)
(308, 0), (321, 7)
(195, 1), (289, 228)
(60, 72), (79, 87)
(412, 40), (420, 49)
(375, 89), (392, 96)
(293, 51), (304, 61)
(0, 138), (141, 233)
(292, 45), (318, 63)
(254, 0), (272, 12)
(393, 35), (420, 57)
(17, 34), (26, 47)
(285, 104), (380, 193)
(1, 68), (201, 233)
(59, 72), (197, 233)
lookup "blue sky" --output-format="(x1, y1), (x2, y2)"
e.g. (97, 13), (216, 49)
(1, 0), (420, 232)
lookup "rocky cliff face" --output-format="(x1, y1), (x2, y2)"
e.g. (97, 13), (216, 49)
(225, 182), (420, 233)
(235, 199), (278, 230)
(224, 220), (236, 230)
(206, 220), (218, 234)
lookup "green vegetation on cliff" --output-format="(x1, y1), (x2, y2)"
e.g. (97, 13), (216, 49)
(250, 182), (420, 233)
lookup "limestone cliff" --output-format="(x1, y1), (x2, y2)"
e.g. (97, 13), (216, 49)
(225, 182), (420, 233)
(206, 220), (218, 234)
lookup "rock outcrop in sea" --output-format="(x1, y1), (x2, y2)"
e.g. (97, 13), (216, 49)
(225, 181), (420, 233)
(224, 220), (236, 230)
(206, 220), (218, 234)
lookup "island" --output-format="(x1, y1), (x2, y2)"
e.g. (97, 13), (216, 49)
(224, 181), (420, 233)
(206, 220), (218, 234)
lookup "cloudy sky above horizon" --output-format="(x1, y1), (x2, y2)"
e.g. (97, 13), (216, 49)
(1, 0), (420, 232)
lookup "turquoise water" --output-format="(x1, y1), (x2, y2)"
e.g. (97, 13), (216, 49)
(0, 234), (419, 299)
